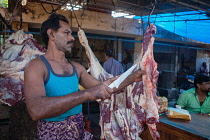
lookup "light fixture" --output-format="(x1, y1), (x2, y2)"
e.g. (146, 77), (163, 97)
(66, 3), (82, 11)
(111, 11), (130, 18)
(21, 0), (27, 6)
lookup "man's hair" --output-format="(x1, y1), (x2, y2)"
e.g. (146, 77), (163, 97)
(194, 74), (210, 88)
(105, 50), (113, 57)
(40, 13), (69, 48)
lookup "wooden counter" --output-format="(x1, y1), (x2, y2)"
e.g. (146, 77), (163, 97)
(140, 113), (210, 140)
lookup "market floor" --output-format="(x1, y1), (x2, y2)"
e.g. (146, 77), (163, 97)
(0, 103), (10, 140)
(84, 113), (101, 140)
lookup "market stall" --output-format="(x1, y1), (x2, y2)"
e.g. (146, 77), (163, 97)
(1, 0), (210, 140)
(141, 113), (210, 140)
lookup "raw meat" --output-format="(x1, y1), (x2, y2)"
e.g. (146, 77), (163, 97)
(0, 29), (46, 106)
(78, 24), (159, 140)
(140, 24), (160, 139)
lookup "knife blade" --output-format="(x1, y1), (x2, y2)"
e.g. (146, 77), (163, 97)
(108, 64), (137, 89)
(96, 64), (137, 102)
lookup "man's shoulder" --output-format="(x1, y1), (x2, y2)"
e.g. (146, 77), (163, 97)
(28, 57), (43, 65)
(69, 60), (83, 67)
(103, 59), (110, 65)
(25, 57), (45, 71)
(182, 88), (195, 95)
(113, 59), (122, 65)
(69, 60), (86, 73)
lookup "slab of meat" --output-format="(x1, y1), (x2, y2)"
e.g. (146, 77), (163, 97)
(0, 29), (46, 106)
(139, 24), (160, 139)
(78, 24), (159, 140)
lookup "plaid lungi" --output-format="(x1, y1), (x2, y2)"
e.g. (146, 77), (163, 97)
(37, 113), (92, 140)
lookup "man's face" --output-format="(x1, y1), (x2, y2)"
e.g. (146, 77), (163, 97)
(199, 81), (210, 92)
(54, 21), (75, 52)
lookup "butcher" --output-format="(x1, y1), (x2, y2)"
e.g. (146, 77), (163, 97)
(24, 13), (145, 140)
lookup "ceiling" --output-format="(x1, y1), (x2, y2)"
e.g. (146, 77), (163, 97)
(35, 0), (210, 44)
(37, 0), (210, 17)
(3, 0), (210, 44)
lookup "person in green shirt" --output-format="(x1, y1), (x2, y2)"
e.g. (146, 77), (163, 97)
(177, 74), (210, 116)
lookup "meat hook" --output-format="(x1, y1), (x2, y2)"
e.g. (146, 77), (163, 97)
(19, 0), (23, 29)
(148, 0), (157, 27)
(69, 0), (81, 28)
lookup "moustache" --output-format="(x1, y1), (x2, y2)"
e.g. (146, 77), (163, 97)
(67, 41), (74, 44)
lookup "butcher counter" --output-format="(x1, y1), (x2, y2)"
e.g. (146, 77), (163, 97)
(140, 113), (210, 140)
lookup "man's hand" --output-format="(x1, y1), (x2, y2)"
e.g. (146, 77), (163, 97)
(200, 113), (210, 117)
(111, 69), (146, 92)
(85, 77), (118, 101)
(129, 69), (146, 82)
(84, 69), (145, 101)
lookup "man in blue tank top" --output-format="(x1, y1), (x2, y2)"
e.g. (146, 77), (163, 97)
(24, 14), (145, 140)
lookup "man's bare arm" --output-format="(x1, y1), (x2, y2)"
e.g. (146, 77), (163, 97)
(75, 61), (145, 93)
(72, 62), (101, 89)
(113, 69), (146, 92)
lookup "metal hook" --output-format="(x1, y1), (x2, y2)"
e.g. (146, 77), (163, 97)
(148, 0), (157, 27)
(69, 0), (81, 28)
(19, 0), (23, 29)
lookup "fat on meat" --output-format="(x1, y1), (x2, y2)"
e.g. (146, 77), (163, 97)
(0, 29), (46, 106)
(78, 24), (159, 140)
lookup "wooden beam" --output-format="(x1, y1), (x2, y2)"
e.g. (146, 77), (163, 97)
(12, 21), (28, 31)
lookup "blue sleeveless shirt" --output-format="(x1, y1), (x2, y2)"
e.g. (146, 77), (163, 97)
(40, 55), (82, 121)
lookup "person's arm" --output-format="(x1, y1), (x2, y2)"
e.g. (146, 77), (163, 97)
(24, 59), (116, 121)
(76, 61), (145, 94)
(206, 68), (209, 75)
(74, 62), (101, 89)
(112, 69), (145, 92)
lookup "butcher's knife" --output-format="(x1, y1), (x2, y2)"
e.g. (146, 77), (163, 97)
(96, 64), (137, 102)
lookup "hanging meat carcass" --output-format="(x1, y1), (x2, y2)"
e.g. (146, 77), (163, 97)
(78, 24), (159, 140)
(0, 29), (46, 106)
(139, 24), (160, 139)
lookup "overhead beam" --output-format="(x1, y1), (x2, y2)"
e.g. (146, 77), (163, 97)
(170, 0), (210, 13)
(153, 18), (210, 22)
(39, 0), (65, 5)
(191, 0), (210, 7)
